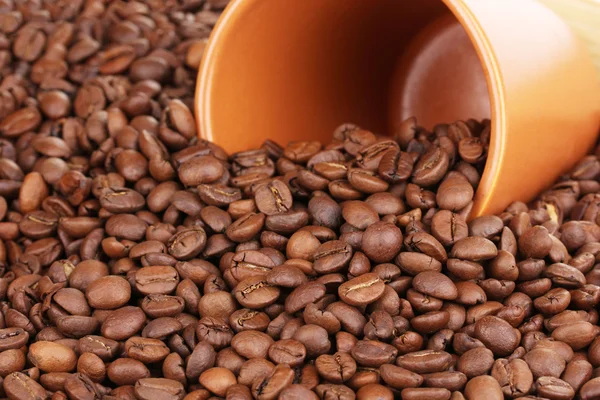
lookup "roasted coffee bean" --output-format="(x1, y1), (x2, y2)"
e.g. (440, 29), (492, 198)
(523, 347), (566, 378)
(134, 378), (185, 400)
(474, 316), (520, 357)
(4, 371), (47, 400)
(338, 273), (385, 306)
(491, 358), (533, 398)
(464, 375), (503, 400)
(234, 276), (280, 309)
(28, 341), (77, 372)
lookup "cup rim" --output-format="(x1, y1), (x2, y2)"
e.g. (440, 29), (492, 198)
(441, 0), (505, 217)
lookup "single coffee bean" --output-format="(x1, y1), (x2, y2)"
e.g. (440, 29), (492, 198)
(379, 364), (422, 389)
(464, 375), (503, 400)
(535, 376), (574, 400)
(85, 275), (131, 310)
(4, 371), (47, 400)
(28, 341), (77, 373)
(523, 347), (566, 378)
(107, 358), (151, 386)
(234, 276), (280, 309)
(199, 367), (236, 397)
(338, 273), (385, 306)
(580, 377), (600, 400)
(134, 378), (185, 400)
(361, 221), (403, 263)
(396, 350), (453, 374)
(401, 388), (452, 400)
(101, 306), (146, 341)
(474, 316), (520, 357)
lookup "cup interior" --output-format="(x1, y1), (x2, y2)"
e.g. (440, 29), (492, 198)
(197, 0), (491, 153)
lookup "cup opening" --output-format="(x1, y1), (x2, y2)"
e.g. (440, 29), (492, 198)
(197, 0), (495, 155)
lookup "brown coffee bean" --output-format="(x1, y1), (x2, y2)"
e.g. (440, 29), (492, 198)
(551, 321), (596, 350)
(396, 251), (443, 276)
(134, 378), (185, 400)
(314, 352), (356, 383)
(4, 372), (47, 400)
(232, 330), (274, 359)
(107, 358), (150, 386)
(77, 352), (105, 383)
(402, 388), (451, 400)
(457, 347), (494, 378)
(473, 316), (520, 357)
(464, 375), (503, 400)
(523, 347), (566, 378)
(350, 340), (397, 368)
(19, 172), (48, 214)
(135, 265), (179, 295)
(338, 273), (385, 306)
(279, 384), (319, 400)
(268, 339), (306, 367)
(125, 337), (170, 363)
(537, 378), (574, 400)
(85, 275), (131, 309)
(412, 271), (458, 300)
(379, 363), (422, 389)
(396, 350), (452, 374)
(361, 221), (403, 263)
(519, 226), (553, 259)
(234, 276), (280, 309)
(491, 358), (533, 398)
(28, 341), (77, 372)
(101, 306), (146, 341)
(0, 349), (26, 377)
(436, 175), (473, 211)
(581, 377), (600, 400)
(356, 383), (394, 400)
(450, 237), (498, 261)
(412, 145), (450, 186)
(254, 180), (293, 216)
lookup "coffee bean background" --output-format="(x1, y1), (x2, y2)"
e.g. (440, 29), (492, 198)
(1, 1), (600, 400)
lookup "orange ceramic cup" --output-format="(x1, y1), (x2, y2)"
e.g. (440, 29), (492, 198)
(196, 0), (600, 217)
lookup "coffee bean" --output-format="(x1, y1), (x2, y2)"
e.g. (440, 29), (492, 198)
(396, 350), (452, 374)
(107, 358), (150, 386)
(402, 388), (452, 400)
(491, 358), (533, 398)
(474, 316), (520, 357)
(285, 282), (326, 314)
(85, 275), (131, 310)
(580, 377), (600, 400)
(234, 276), (280, 309)
(0, 328), (29, 351)
(338, 273), (385, 306)
(254, 180), (293, 216)
(134, 378), (185, 400)
(252, 364), (295, 400)
(135, 265), (179, 295)
(4, 371), (47, 400)
(101, 306), (146, 341)
(437, 174), (473, 211)
(450, 237), (498, 261)
(125, 336), (170, 363)
(519, 226), (553, 259)
(268, 339), (306, 367)
(523, 347), (566, 378)
(464, 375), (503, 400)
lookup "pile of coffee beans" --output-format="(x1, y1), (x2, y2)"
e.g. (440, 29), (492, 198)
(1, 1), (600, 400)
